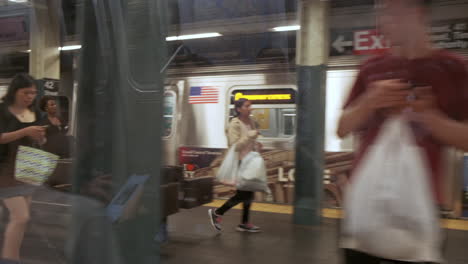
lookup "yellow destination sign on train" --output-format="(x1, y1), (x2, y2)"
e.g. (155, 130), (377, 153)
(234, 92), (292, 101)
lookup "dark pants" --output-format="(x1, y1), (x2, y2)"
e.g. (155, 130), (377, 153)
(216, 190), (254, 224)
(344, 249), (436, 264)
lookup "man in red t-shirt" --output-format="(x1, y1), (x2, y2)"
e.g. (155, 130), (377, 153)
(337, 0), (468, 263)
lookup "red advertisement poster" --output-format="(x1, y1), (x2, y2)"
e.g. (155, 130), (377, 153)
(178, 147), (224, 171)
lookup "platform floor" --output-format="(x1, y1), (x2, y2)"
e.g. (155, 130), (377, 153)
(161, 203), (468, 264)
(0, 192), (467, 264)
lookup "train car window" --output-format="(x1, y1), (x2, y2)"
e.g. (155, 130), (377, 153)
(118, 0), (167, 90)
(247, 108), (296, 138)
(280, 109), (296, 136)
(163, 92), (176, 138)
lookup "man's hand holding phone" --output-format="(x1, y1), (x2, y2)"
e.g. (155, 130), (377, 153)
(364, 79), (411, 111)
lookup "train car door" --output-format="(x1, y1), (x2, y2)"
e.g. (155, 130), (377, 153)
(163, 81), (184, 166)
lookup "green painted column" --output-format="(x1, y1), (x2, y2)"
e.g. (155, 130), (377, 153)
(294, 0), (329, 226)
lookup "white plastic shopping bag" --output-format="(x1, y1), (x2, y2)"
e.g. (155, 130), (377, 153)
(216, 145), (239, 186)
(341, 117), (443, 263)
(237, 151), (269, 192)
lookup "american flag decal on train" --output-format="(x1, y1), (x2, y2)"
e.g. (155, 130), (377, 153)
(189, 86), (219, 104)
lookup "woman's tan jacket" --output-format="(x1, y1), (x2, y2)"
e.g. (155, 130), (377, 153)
(227, 117), (258, 160)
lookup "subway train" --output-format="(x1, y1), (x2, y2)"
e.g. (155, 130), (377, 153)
(138, 61), (465, 211)
(161, 63), (357, 206)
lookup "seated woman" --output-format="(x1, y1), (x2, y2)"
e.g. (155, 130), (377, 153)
(39, 96), (70, 158)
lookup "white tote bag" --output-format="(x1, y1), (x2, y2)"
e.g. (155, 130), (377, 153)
(216, 145), (239, 186)
(341, 117), (443, 263)
(236, 151), (269, 192)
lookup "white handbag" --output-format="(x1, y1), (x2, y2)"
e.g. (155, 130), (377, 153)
(216, 144), (239, 186)
(236, 151), (269, 192)
(341, 117), (443, 263)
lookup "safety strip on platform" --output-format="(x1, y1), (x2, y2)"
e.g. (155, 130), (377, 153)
(204, 199), (468, 231)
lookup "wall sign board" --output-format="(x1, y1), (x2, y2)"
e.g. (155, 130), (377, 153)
(330, 20), (468, 56)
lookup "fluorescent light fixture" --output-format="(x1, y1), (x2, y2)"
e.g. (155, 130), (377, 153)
(272, 25), (301, 32)
(8, 0), (28, 3)
(59, 45), (82, 51)
(166, 32), (222, 41)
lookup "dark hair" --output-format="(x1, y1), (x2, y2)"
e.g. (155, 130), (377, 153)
(39, 95), (56, 112)
(234, 98), (249, 117)
(2, 73), (37, 108)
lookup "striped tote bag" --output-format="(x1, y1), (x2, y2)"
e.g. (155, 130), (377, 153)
(15, 146), (59, 185)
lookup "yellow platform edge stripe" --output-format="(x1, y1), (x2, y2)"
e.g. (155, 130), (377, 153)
(204, 199), (468, 231)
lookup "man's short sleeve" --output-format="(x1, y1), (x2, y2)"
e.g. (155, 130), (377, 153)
(454, 61), (468, 121)
(440, 55), (468, 122)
